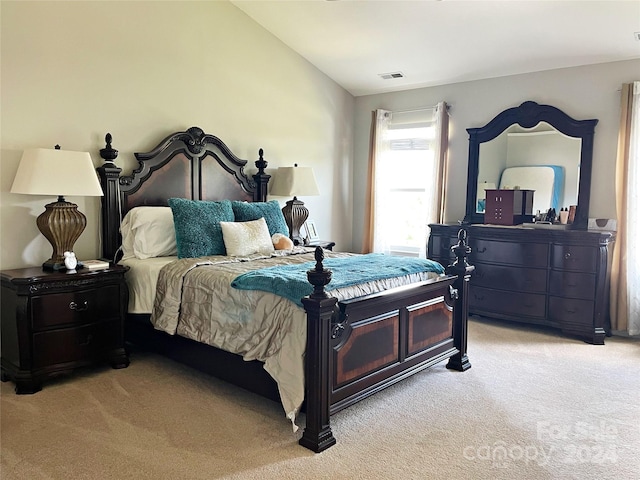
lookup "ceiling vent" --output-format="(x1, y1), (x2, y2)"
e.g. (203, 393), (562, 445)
(379, 72), (405, 80)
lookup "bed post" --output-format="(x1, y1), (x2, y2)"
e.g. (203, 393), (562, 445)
(299, 247), (338, 452)
(252, 148), (270, 202)
(97, 133), (122, 262)
(446, 229), (473, 371)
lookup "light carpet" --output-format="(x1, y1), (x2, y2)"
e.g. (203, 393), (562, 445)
(1, 318), (639, 480)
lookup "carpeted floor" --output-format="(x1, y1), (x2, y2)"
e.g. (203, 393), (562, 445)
(1, 318), (639, 480)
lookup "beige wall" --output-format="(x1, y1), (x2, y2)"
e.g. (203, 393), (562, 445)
(0, 1), (354, 269)
(352, 60), (640, 252)
(3, 1), (637, 267)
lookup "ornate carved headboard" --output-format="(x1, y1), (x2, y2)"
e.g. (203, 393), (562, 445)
(97, 126), (271, 261)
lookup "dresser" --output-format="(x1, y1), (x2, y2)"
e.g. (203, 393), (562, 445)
(428, 224), (615, 344)
(1, 265), (130, 393)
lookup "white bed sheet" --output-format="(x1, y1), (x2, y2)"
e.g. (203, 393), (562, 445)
(120, 256), (177, 314)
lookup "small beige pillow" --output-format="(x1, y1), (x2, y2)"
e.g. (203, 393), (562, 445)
(120, 206), (177, 260)
(220, 217), (275, 257)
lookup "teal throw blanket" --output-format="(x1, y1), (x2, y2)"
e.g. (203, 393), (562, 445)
(231, 254), (444, 307)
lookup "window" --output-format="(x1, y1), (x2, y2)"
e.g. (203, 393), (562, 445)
(368, 104), (448, 258)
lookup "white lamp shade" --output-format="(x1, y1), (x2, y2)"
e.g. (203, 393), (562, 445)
(270, 166), (320, 197)
(11, 148), (103, 197)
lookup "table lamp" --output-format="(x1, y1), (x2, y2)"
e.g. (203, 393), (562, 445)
(11, 146), (104, 270)
(270, 165), (319, 245)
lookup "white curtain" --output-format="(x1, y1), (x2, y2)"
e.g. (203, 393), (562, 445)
(370, 103), (448, 258)
(611, 81), (640, 336)
(628, 82), (640, 335)
(372, 109), (392, 255)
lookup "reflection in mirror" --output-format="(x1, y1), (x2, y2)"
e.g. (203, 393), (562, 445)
(476, 122), (582, 216)
(464, 101), (598, 230)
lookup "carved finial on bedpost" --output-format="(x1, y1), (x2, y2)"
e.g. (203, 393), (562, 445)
(445, 228), (473, 373)
(96, 133), (123, 262)
(99, 133), (119, 164)
(255, 148), (268, 173)
(253, 148), (271, 203)
(300, 245), (337, 452)
(446, 229), (473, 277)
(306, 246), (332, 298)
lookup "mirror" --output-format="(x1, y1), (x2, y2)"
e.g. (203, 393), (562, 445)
(464, 101), (598, 229)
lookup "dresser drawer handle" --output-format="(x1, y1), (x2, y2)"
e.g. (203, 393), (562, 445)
(79, 334), (93, 346)
(565, 309), (577, 314)
(474, 294), (485, 301)
(477, 247), (487, 254)
(69, 301), (89, 312)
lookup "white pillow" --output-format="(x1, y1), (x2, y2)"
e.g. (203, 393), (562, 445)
(220, 217), (275, 257)
(120, 207), (177, 260)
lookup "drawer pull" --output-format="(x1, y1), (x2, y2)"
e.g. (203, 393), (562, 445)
(565, 309), (577, 314)
(477, 247), (487, 254)
(474, 294), (485, 301)
(79, 334), (93, 346)
(69, 301), (89, 312)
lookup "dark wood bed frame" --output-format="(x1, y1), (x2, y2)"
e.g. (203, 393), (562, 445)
(97, 127), (473, 452)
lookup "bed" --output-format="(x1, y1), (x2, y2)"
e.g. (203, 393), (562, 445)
(97, 127), (473, 452)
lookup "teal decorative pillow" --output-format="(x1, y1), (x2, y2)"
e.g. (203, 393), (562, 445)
(168, 198), (234, 258)
(231, 200), (289, 237)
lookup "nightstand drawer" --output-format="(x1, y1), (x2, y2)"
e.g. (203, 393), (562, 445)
(32, 320), (121, 368)
(31, 285), (120, 329)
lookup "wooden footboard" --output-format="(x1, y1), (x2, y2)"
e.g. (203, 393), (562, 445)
(300, 230), (473, 452)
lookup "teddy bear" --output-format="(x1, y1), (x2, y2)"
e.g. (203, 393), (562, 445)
(272, 233), (294, 251)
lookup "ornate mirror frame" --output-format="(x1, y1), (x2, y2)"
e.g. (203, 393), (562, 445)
(463, 101), (598, 230)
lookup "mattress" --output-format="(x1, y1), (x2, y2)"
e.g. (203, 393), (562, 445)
(120, 256), (177, 314)
(499, 165), (564, 213)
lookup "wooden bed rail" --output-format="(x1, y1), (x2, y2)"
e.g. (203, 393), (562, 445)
(300, 230), (473, 452)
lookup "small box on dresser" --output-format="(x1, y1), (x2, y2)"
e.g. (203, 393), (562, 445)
(1, 264), (130, 394)
(484, 189), (534, 225)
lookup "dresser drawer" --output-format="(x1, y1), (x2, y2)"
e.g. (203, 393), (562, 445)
(31, 285), (120, 330)
(548, 297), (594, 327)
(549, 271), (596, 300)
(32, 320), (121, 369)
(470, 286), (546, 318)
(429, 234), (458, 262)
(551, 245), (598, 273)
(472, 263), (547, 293)
(470, 239), (548, 267)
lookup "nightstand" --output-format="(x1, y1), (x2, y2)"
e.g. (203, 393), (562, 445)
(307, 240), (335, 251)
(1, 264), (130, 394)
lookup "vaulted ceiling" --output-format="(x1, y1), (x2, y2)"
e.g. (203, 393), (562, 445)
(232, 0), (640, 96)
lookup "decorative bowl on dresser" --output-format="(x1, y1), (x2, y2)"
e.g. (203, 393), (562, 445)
(1, 264), (130, 393)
